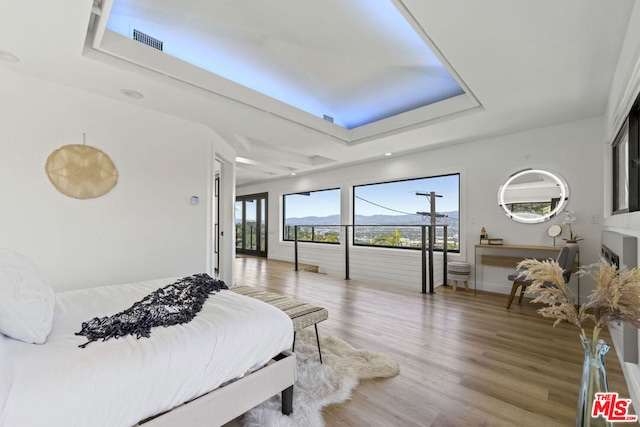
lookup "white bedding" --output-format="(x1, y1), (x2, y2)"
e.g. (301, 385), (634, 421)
(0, 278), (293, 427)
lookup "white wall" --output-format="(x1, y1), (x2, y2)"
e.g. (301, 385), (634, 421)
(0, 68), (233, 291)
(238, 116), (604, 297)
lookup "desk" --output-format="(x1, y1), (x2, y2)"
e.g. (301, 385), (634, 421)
(474, 244), (580, 302)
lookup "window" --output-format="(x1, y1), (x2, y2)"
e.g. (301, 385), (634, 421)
(353, 174), (460, 252)
(613, 118), (630, 213)
(613, 93), (640, 215)
(283, 188), (340, 243)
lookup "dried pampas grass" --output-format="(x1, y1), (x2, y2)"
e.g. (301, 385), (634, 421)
(517, 257), (640, 343)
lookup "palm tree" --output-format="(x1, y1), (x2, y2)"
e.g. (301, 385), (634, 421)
(372, 229), (403, 246)
(321, 231), (340, 243)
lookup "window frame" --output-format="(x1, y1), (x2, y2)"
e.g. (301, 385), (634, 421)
(352, 173), (460, 253)
(613, 93), (640, 215)
(282, 188), (341, 244)
(613, 118), (631, 214)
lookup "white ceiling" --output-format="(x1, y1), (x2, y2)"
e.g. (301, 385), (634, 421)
(102, 0), (469, 131)
(0, 1), (634, 186)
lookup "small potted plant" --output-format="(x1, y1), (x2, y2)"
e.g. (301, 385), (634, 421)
(563, 210), (584, 243)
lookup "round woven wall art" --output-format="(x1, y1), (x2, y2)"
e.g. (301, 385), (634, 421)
(45, 144), (118, 199)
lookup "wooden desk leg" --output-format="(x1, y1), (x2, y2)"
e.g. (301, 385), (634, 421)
(506, 282), (519, 309)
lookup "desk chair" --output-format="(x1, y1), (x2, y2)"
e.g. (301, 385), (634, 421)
(506, 243), (578, 309)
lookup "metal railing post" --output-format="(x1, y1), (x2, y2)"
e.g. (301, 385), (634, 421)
(421, 225), (427, 294)
(294, 225), (299, 271)
(428, 225), (435, 294)
(345, 225), (350, 280)
(443, 225), (448, 287)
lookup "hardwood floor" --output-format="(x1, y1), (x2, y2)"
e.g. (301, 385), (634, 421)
(234, 256), (632, 427)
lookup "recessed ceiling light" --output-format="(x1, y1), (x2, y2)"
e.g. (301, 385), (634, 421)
(120, 89), (144, 99)
(0, 49), (19, 63)
(384, 152), (393, 156)
(290, 172), (297, 176)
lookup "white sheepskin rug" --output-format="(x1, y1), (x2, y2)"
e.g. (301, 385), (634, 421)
(242, 329), (400, 427)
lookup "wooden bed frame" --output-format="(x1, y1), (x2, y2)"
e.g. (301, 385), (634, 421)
(137, 351), (296, 426)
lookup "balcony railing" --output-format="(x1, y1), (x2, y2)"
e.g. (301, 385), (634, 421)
(284, 225), (340, 244)
(291, 224), (450, 294)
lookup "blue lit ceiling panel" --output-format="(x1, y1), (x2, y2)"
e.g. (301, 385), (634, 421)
(105, 0), (465, 130)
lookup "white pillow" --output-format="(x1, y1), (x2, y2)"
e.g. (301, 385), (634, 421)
(0, 248), (55, 344)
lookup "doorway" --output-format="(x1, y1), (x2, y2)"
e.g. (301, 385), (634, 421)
(214, 169), (220, 277)
(236, 193), (267, 257)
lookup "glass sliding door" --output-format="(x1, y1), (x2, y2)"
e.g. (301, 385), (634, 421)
(235, 200), (243, 251)
(214, 172), (220, 277)
(245, 197), (258, 252)
(259, 197), (266, 252)
(235, 193), (267, 257)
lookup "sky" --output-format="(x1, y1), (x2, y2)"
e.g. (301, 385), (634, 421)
(235, 198), (264, 222)
(284, 174), (459, 218)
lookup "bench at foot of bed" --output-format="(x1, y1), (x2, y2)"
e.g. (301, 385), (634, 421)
(230, 286), (329, 363)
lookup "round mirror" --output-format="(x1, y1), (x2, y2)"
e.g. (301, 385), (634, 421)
(498, 169), (569, 223)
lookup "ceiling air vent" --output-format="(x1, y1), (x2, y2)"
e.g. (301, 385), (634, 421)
(132, 29), (163, 51)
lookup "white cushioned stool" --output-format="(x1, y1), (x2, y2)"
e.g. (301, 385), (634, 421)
(447, 261), (471, 292)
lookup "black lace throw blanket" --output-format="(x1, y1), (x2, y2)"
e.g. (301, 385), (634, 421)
(76, 273), (228, 348)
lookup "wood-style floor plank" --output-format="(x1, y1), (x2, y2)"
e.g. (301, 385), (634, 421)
(234, 256), (633, 426)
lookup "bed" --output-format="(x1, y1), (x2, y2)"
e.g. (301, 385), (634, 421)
(0, 271), (295, 427)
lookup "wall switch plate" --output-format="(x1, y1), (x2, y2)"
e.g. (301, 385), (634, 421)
(590, 215), (599, 224)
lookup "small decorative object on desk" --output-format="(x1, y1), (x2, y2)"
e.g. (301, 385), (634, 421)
(516, 258), (640, 426)
(562, 210), (584, 243)
(488, 238), (503, 245)
(480, 227), (489, 244)
(547, 224), (562, 246)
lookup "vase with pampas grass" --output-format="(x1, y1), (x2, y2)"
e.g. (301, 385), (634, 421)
(517, 257), (640, 426)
